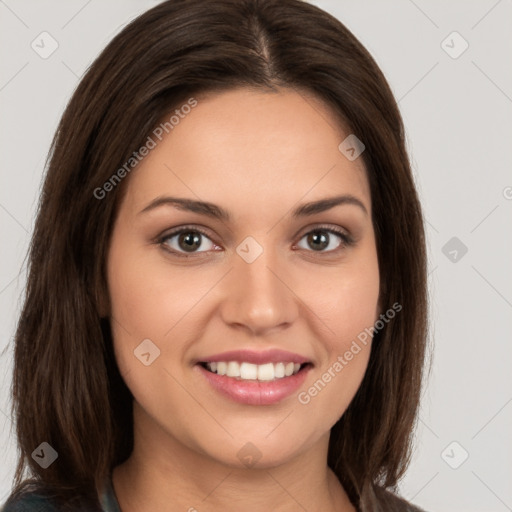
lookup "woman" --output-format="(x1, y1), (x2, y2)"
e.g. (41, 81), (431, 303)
(2, 0), (429, 510)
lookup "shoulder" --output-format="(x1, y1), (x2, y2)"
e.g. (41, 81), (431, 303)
(366, 486), (428, 512)
(1, 492), (59, 512)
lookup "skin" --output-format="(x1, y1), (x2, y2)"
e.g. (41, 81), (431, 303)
(107, 87), (380, 512)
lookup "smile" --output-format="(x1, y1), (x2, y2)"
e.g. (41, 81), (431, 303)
(201, 361), (306, 381)
(196, 361), (312, 406)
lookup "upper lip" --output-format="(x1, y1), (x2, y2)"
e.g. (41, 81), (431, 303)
(196, 349), (312, 366)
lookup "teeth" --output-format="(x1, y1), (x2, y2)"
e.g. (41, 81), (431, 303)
(240, 362), (258, 380)
(257, 363), (274, 381)
(226, 361), (240, 377)
(205, 361), (304, 380)
(216, 362), (227, 375)
(274, 362), (285, 378)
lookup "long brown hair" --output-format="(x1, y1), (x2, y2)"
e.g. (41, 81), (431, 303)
(5, 0), (428, 510)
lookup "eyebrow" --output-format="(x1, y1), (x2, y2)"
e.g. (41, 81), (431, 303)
(138, 194), (368, 220)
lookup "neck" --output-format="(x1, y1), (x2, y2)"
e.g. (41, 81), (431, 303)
(112, 402), (356, 512)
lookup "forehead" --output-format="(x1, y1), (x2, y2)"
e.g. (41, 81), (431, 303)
(120, 87), (371, 219)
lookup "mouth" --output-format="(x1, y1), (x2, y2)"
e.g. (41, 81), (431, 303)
(198, 360), (312, 381)
(194, 349), (313, 405)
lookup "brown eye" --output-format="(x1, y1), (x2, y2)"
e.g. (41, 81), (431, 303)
(160, 228), (216, 255)
(177, 232), (202, 252)
(306, 231), (329, 251)
(296, 228), (353, 253)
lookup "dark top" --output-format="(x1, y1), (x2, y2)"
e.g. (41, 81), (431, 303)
(1, 474), (426, 511)
(0, 475), (120, 512)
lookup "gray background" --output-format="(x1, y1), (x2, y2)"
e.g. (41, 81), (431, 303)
(1, 1), (511, 511)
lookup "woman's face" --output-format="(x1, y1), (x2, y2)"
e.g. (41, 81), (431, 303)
(107, 87), (380, 468)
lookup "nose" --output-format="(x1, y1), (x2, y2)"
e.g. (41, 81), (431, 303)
(219, 241), (298, 336)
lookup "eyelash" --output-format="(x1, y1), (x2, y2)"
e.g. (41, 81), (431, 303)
(156, 224), (355, 259)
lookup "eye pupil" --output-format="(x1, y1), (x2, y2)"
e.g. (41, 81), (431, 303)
(308, 231), (329, 251)
(179, 232), (201, 252)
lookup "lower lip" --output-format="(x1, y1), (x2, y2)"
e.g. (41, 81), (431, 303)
(195, 364), (311, 405)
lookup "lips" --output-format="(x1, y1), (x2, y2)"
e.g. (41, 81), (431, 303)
(194, 348), (313, 405)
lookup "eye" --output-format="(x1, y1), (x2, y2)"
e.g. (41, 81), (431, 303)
(158, 226), (218, 256)
(157, 224), (354, 258)
(295, 227), (353, 253)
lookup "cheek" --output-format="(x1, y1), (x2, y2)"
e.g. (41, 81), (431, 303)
(295, 242), (379, 422)
(330, 246), (380, 370)
(304, 239), (380, 349)
(106, 237), (221, 377)
(107, 257), (170, 348)
(105, 240), (202, 425)
(106, 234), (176, 375)
(107, 235), (198, 339)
